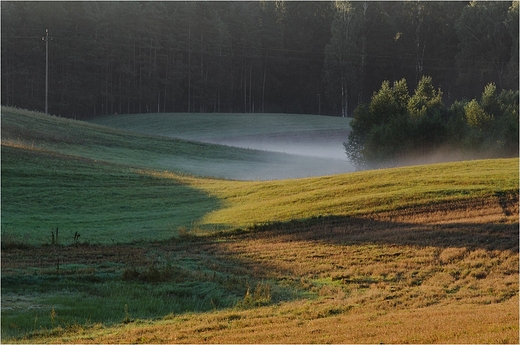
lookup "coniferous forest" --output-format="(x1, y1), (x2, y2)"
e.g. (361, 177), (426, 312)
(2, 1), (517, 120)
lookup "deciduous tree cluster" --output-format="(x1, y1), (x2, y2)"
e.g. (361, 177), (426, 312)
(345, 76), (519, 169)
(1, 1), (518, 119)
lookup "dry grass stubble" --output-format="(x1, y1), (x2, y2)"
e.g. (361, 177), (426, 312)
(47, 294), (518, 344)
(24, 195), (519, 344)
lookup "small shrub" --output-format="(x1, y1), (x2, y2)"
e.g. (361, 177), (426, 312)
(439, 247), (467, 265)
(177, 226), (197, 239)
(471, 269), (488, 280)
(162, 313), (176, 320)
(177, 226), (188, 237)
(121, 267), (141, 281)
(236, 281), (272, 309)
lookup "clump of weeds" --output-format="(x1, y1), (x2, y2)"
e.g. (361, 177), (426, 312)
(236, 281), (272, 309)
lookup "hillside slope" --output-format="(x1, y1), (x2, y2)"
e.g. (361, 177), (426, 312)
(1, 107), (351, 180)
(1, 108), (518, 343)
(1, 107), (518, 245)
(89, 112), (352, 160)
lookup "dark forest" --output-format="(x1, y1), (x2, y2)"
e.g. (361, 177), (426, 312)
(1, 1), (518, 119)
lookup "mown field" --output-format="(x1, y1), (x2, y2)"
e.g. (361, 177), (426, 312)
(2, 108), (352, 181)
(1, 107), (518, 343)
(89, 112), (352, 160)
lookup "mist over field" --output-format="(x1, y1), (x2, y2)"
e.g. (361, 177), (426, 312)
(183, 129), (356, 179)
(156, 154), (353, 181)
(204, 129), (349, 160)
(90, 113), (355, 180)
(147, 134), (355, 180)
(1, 0), (518, 342)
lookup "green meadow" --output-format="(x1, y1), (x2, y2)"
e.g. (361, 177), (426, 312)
(3, 108), (352, 181)
(2, 107), (516, 244)
(1, 107), (518, 343)
(89, 112), (352, 142)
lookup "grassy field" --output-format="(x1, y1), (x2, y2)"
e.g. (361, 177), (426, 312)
(2, 108), (517, 243)
(2, 200), (518, 343)
(1, 107), (518, 343)
(88, 112), (351, 142)
(88, 112), (352, 161)
(2, 107), (351, 180)
(1, 144), (222, 244)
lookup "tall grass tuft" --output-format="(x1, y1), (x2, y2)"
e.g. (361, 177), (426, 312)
(236, 281), (272, 309)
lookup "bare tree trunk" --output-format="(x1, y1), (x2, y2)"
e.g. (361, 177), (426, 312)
(217, 89), (220, 112)
(359, 1), (368, 105)
(138, 39), (143, 113)
(200, 31), (204, 77)
(4, 67), (9, 106)
(341, 63), (348, 117)
(262, 56), (266, 113)
(188, 26), (191, 113)
(230, 61), (234, 112)
(415, 4), (424, 84)
(118, 74), (122, 114)
(163, 49), (168, 112)
(249, 60), (253, 113)
(243, 47), (247, 113)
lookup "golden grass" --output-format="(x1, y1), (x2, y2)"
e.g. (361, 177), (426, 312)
(3, 107), (518, 343)
(26, 295), (518, 344)
(21, 198), (519, 344)
(142, 157), (518, 228)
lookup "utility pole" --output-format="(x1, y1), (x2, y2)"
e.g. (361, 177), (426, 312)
(42, 29), (50, 114)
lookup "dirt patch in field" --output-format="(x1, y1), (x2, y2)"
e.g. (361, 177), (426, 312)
(1, 244), (149, 271)
(371, 193), (519, 225)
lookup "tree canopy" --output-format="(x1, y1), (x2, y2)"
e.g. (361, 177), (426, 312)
(1, 1), (518, 119)
(345, 76), (518, 169)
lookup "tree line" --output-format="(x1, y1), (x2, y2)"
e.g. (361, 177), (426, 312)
(345, 76), (518, 169)
(1, 1), (518, 119)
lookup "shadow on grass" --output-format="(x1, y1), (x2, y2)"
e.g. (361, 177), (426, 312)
(241, 217), (519, 254)
(240, 192), (519, 253)
(2, 197), (518, 340)
(1, 145), (224, 244)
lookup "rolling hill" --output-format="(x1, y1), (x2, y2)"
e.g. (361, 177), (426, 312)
(88, 112), (352, 160)
(1, 107), (518, 343)
(2, 107), (517, 244)
(2, 108), (353, 181)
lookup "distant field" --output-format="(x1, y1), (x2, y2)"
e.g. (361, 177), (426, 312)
(89, 112), (353, 160)
(2, 107), (517, 244)
(1, 107), (518, 343)
(2, 108), (352, 180)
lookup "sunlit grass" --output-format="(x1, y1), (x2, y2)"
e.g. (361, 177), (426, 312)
(1, 107), (518, 343)
(2, 105), (518, 243)
(28, 295), (516, 344)
(7, 209), (518, 343)
(150, 157), (518, 228)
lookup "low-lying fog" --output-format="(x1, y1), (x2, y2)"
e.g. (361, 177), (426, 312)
(205, 129), (349, 160)
(90, 113), (356, 180)
(153, 125), (356, 179)
(187, 130), (356, 180)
